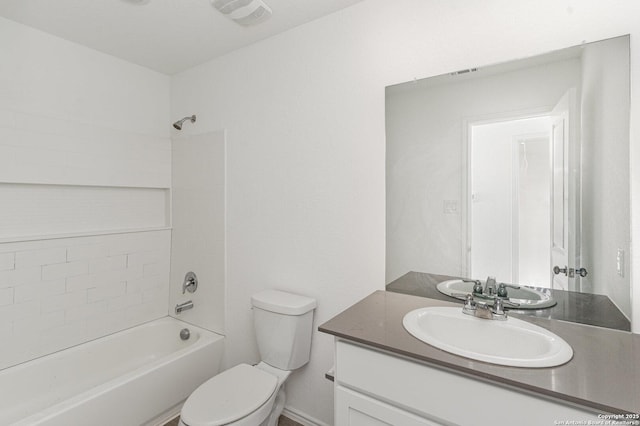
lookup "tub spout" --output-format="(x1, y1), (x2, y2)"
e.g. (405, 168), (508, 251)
(175, 300), (194, 314)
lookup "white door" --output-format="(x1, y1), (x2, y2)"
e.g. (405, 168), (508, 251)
(550, 89), (579, 291)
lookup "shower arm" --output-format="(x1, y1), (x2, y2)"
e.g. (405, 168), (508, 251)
(173, 115), (196, 130)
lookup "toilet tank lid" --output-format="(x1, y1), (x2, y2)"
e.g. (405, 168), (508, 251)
(252, 290), (317, 315)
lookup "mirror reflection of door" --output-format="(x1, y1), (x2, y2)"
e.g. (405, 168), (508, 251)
(470, 116), (552, 288)
(550, 89), (579, 292)
(469, 89), (579, 291)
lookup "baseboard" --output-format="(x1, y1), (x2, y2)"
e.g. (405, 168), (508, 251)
(146, 401), (183, 426)
(282, 406), (331, 426)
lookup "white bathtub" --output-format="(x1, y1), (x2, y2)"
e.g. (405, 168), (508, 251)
(1, 317), (224, 426)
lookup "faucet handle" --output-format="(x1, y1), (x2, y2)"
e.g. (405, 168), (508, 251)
(452, 292), (478, 308)
(492, 298), (508, 319)
(500, 283), (520, 289)
(463, 293), (475, 306)
(497, 282), (520, 298)
(497, 284), (508, 298)
(501, 299), (520, 308)
(182, 271), (198, 294)
(460, 279), (483, 294)
(452, 292), (475, 304)
(461, 293), (477, 315)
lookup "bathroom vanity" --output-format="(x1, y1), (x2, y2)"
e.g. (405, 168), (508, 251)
(387, 271), (631, 331)
(319, 291), (640, 425)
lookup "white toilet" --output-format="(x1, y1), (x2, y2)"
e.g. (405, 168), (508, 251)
(179, 290), (317, 426)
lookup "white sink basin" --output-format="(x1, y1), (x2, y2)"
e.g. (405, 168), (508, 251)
(436, 279), (556, 309)
(403, 307), (573, 367)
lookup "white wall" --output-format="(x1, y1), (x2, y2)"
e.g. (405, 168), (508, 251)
(172, 6), (387, 423)
(0, 17), (172, 368)
(171, 0), (640, 423)
(170, 131), (226, 335)
(0, 17), (170, 188)
(580, 36), (631, 318)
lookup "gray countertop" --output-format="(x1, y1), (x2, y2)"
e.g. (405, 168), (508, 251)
(319, 290), (640, 414)
(387, 271), (631, 331)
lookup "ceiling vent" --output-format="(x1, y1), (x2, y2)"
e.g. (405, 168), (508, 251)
(211, 0), (272, 26)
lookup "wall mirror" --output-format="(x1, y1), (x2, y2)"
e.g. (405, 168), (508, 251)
(385, 35), (631, 329)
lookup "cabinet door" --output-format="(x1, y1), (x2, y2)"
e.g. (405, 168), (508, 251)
(336, 341), (599, 425)
(336, 386), (443, 426)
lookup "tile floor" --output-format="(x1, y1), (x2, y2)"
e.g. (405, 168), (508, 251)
(277, 416), (303, 426)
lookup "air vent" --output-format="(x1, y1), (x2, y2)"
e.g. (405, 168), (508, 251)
(121, 0), (151, 5)
(449, 68), (479, 76)
(211, 0), (272, 26)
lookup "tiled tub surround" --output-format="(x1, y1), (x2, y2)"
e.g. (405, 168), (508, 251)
(0, 229), (171, 369)
(1, 317), (224, 426)
(319, 291), (640, 415)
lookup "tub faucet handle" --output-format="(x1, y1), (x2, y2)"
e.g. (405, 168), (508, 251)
(183, 271), (198, 294)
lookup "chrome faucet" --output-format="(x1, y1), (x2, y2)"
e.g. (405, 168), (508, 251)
(461, 278), (483, 294)
(453, 277), (521, 320)
(474, 277), (520, 298)
(182, 271), (198, 294)
(464, 276), (504, 297)
(497, 282), (520, 298)
(175, 300), (194, 314)
(461, 294), (508, 321)
(484, 276), (497, 296)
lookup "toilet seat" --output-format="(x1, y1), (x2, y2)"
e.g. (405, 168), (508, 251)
(180, 364), (277, 426)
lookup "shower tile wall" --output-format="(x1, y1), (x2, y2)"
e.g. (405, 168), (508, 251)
(0, 18), (172, 370)
(0, 230), (170, 369)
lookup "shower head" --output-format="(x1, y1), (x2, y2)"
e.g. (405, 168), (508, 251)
(173, 115), (196, 130)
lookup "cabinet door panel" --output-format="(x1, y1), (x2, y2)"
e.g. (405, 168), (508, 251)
(336, 386), (443, 426)
(336, 341), (599, 425)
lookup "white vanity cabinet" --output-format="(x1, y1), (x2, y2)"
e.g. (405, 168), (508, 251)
(336, 386), (439, 426)
(334, 340), (600, 426)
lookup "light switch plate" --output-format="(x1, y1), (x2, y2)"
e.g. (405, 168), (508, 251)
(443, 200), (458, 214)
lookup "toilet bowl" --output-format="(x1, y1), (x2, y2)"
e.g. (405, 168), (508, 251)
(178, 363), (289, 426)
(179, 290), (316, 426)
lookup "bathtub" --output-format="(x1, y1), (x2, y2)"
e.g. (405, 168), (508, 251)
(1, 317), (224, 426)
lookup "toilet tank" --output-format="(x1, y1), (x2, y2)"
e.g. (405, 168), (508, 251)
(251, 290), (317, 370)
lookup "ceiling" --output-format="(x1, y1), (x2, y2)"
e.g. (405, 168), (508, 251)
(0, 0), (364, 75)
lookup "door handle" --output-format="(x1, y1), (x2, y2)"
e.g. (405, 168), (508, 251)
(575, 267), (588, 277)
(554, 266), (588, 278)
(553, 265), (567, 276)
